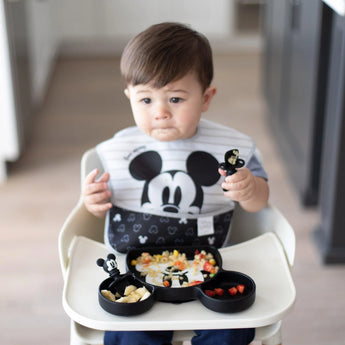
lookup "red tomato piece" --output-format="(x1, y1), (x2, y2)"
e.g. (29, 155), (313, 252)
(237, 284), (245, 294)
(214, 288), (225, 296)
(203, 261), (215, 273)
(189, 280), (203, 286)
(228, 287), (238, 296)
(205, 290), (216, 297)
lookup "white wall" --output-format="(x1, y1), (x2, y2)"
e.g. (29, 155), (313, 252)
(57, 0), (260, 55)
(26, 0), (59, 106)
(99, 0), (231, 38)
(0, 0), (19, 182)
(58, 0), (230, 38)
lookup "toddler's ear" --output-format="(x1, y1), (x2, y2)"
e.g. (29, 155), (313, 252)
(202, 86), (217, 112)
(124, 88), (130, 99)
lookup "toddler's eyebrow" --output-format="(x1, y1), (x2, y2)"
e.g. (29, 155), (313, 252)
(135, 88), (189, 94)
(166, 89), (189, 94)
(135, 89), (151, 94)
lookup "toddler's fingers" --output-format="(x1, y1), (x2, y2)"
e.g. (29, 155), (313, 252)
(84, 182), (109, 196)
(225, 168), (247, 183)
(218, 168), (227, 176)
(224, 178), (249, 192)
(91, 202), (113, 213)
(85, 168), (99, 184)
(85, 202), (112, 218)
(85, 190), (111, 204)
(223, 188), (251, 202)
(97, 171), (110, 183)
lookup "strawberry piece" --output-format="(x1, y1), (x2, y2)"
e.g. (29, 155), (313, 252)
(228, 287), (238, 296)
(205, 290), (216, 297)
(237, 284), (245, 294)
(214, 288), (225, 296)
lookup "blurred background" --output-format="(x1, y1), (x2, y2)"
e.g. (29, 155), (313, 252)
(1, 0), (345, 344)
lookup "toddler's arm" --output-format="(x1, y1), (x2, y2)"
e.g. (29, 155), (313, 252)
(82, 168), (112, 218)
(219, 167), (269, 212)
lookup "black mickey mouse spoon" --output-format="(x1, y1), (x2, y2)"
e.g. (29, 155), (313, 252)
(219, 149), (245, 191)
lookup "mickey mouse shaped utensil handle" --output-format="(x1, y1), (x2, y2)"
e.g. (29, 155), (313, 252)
(219, 149), (245, 191)
(97, 253), (121, 280)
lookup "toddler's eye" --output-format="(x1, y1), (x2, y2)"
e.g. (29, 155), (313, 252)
(170, 97), (182, 104)
(141, 98), (152, 104)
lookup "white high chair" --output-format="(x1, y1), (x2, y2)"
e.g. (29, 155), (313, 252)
(59, 148), (295, 345)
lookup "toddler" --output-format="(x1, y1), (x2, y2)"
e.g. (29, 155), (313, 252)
(83, 22), (269, 345)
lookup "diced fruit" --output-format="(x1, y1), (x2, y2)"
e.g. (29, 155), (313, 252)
(189, 280), (203, 286)
(203, 261), (216, 273)
(228, 287), (238, 296)
(237, 284), (245, 294)
(199, 252), (206, 260)
(209, 259), (216, 265)
(173, 260), (185, 270)
(214, 288), (225, 296)
(205, 290), (216, 297)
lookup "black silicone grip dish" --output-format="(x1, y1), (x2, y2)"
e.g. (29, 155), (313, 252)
(126, 245), (222, 302)
(97, 245), (255, 316)
(98, 275), (155, 316)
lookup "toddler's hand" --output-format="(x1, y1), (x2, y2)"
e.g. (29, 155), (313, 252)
(83, 169), (112, 218)
(219, 167), (256, 203)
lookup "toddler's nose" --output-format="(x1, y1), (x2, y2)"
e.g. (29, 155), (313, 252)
(154, 104), (171, 120)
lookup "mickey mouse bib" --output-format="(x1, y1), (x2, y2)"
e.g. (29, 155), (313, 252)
(97, 119), (255, 253)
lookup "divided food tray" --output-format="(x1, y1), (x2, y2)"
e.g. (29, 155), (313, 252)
(97, 246), (255, 316)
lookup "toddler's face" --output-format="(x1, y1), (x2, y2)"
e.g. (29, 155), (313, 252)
(125, 73), (216, 141)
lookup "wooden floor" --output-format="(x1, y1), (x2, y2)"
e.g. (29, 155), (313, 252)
(1, 54), (345, 345)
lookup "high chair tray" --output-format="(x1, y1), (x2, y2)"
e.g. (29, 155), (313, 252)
(62, 233), (296, 331)
(98, 245), (256, 315)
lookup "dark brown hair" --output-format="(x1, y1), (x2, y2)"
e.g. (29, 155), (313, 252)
(120, 22), (213, 91)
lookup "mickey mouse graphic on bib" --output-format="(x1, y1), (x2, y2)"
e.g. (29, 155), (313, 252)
(106, 150), (234, 253)
(129, 151), (220, 214)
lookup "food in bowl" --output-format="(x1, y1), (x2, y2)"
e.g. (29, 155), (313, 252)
(130, 249), (219, 288)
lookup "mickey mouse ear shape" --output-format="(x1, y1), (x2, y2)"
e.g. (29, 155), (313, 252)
(97, 258), (105, 267)
(107, 253), (116, 261)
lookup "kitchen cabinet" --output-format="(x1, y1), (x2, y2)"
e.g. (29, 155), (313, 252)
(263, 0), (330, 206)
(314, 9), (345, 263)
(264, 0), (345, 263)
(26, 0), (58, 106)
(4, 0), (32, 153)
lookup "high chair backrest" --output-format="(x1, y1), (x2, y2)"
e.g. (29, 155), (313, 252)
(59, 148), (104, 278)
(230, 202), (295, 267)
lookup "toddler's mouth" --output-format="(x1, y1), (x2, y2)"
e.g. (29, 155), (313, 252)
(153, 127), (176, 134)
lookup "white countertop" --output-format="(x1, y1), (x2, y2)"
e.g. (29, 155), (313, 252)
(323, 0), (345, 16)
